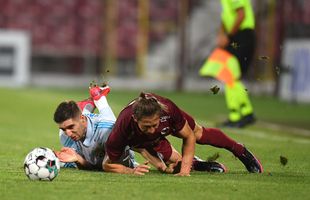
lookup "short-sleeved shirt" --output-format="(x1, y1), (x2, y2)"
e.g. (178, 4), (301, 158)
(221, 0), (255, 33)
(60, 113), (137, 170)
(106, 93), (196, 162)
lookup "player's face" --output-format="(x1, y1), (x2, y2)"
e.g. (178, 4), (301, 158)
(58, 115), (87, 141)
(135, 114), (160, 135)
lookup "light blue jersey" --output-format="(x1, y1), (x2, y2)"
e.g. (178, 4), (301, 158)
(59, 98), (137, 170)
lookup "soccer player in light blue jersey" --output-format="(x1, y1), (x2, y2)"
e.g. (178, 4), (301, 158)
(53, 85), (142, 172)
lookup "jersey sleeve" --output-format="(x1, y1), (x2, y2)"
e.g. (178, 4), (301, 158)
(165, 98), (186, 132)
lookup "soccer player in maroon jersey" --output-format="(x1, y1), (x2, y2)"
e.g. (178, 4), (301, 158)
(103, 92), (263, 176)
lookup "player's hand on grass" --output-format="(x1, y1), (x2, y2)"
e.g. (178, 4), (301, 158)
(169, 161), (190, 176)
(174, 171), (191, 177)
(54, 147), (79, 163)
(133, 163), (151, 175)
(174, 165), (191, 177)
(163, 163), (177, 174)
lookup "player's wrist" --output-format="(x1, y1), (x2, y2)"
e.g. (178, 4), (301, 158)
(130, 167), (137, 174)
(75, 154), (86, 164)
(180, 161), (192, 174)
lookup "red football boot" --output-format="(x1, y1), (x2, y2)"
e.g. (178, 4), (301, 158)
(89, 85), (110, 101)
(76, 98), (95, 112)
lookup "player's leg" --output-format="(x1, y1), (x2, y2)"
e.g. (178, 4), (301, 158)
(192, 155), (227, 173)
(221, 53), (244, 127)
(89, 85), (116, 121)
(140, 137), (227, 174)
(76, 98), (95, 114)
(234, 81), (256, 126)
(167, 152), (227, 173)
(118, 146), (139, 169)
(223, 80), (255, 127)
(194, 124), (263, 173)
(226, 30), (256, 126)
(224, 84), (243, 127)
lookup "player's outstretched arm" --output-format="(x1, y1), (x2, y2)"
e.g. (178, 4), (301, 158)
(102, 156), (150, 175)
(55, 147), (93, 170)
(173, 121), (196, 176)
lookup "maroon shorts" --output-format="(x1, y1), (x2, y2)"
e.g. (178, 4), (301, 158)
(145, 137), (173, 162)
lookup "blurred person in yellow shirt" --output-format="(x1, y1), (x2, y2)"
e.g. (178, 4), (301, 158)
(200, 0), (256, 128)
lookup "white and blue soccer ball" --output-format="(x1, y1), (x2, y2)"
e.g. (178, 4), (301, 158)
(24, 147), (60, 181)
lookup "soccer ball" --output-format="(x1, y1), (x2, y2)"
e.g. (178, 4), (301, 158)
(24, 147), (60, 181)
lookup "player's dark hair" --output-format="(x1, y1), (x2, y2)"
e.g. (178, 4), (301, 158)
(54, 100), (81, 123)
(132, 92), (167, 121)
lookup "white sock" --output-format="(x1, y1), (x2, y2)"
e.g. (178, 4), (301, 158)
(94, 97), (116, 121)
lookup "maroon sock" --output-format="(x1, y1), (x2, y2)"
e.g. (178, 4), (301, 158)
(196, 127), (245, 157)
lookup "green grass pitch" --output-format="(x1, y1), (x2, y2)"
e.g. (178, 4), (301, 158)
(0, 87), (309, 200)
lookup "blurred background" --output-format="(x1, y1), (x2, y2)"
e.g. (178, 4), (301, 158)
(0, 0), (309, 103)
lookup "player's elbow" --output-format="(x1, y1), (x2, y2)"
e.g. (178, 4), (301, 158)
(185, 131), (196, 144)
(102, 162), (109, 171)
(101, 160), (107, 171)
(102, 156), (113, 172)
